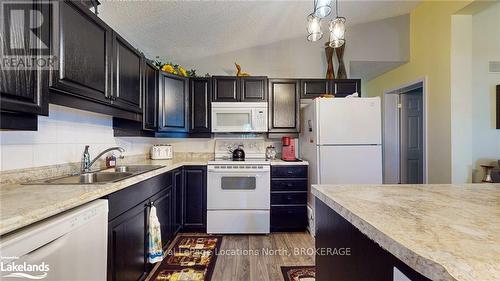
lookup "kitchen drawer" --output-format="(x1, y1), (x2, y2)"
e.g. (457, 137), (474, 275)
(271, 165), (307, 178)
(271, 179), (307, 192)
(270, 205), (307, 231)
(271, 192), (307, 205)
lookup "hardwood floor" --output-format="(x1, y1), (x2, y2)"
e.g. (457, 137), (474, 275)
(146, 232), (315, 281)
(211, 232), (315, 281)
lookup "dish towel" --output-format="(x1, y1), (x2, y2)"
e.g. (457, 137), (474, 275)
(148, 205), (163, 263)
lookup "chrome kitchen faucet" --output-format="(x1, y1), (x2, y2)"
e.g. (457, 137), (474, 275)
(81, 145), (125, 173)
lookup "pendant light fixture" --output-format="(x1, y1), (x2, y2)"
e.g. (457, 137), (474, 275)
(329, 17), (346, 48)
(314, 0), (332, 18)
(307, 13), (323, 42)
(306, 0), (346, 47)
(328, 0), (345, 48)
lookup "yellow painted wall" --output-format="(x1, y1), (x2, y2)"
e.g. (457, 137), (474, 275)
(365, 1), (471, 183)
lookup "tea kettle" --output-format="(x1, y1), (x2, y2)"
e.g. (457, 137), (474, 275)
(232, 145), (245, 161)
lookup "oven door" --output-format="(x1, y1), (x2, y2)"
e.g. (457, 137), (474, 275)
(207, 167), (270, 210)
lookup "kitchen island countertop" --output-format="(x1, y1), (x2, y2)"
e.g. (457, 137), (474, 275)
(312, 183), (500, 281)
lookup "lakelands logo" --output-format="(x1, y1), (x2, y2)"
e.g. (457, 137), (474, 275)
(0, 1), (57, 70)
(0, 260), (50, 279)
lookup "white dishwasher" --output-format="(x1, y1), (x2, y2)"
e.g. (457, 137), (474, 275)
(0, 199), (108, 281)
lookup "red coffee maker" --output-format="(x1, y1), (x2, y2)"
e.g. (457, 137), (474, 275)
(281, 136), (297, 161)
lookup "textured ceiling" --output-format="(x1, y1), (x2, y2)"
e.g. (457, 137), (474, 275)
(98, 0), (420, 61)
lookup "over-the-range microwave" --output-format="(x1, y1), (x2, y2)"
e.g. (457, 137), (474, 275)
(211, 102), (268, 133)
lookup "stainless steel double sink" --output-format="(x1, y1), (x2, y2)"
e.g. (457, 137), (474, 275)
(25, 165), (164, 185)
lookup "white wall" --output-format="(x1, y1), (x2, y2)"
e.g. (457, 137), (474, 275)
(450, 3), (500, 183)
(471, 3), (500, 182)
(450, 15), (473, 183)
(0, 105), (214, 171)
(177, 15), (410, 80)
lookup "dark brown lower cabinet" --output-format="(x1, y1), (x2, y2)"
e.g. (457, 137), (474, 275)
(315, 199), (431, 281)
(105, 166), (207, 281)
(182, 166), (207, 232)
(106, 172), (172, 281)
(270, 165), (308, 232)
(107, 201), (148, 281)
(173, 168), (184, 235)
(151, 187), (174, 249)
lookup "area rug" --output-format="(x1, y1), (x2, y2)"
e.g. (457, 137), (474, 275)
(281, 266), (316, 281)
(150, 235), (223, 281)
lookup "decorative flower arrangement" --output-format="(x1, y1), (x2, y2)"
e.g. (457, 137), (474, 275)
(152, 57), (208, 78)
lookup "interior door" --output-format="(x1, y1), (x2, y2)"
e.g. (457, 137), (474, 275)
(319, 145), (382, 184)
(400, 89), (424, 184)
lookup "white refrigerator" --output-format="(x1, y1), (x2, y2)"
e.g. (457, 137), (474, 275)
(300, 97), (382, 234)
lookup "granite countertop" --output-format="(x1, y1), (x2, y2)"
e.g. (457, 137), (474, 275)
(0, 158), (208, 236)
(312, 184), (500, 281)
(269, 159), (309, 166)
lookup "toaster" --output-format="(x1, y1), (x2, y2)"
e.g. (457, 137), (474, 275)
(150, 144), (173, 160)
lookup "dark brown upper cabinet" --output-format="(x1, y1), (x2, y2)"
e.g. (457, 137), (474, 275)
(241, 76), (268, 101)
(158, 72), (189, 133)
(111, 33), (143, 113)
(299, 79), (362, 99)
(333, 79), (361, 97)
(268, 79), (300, 134)
(300, 79), (330, 99)
(50, 0), (112, 104)
(143, 62), (158, 131)
(212, 76), (267, 102)
(0, 1), (50, 117)
(212, 76), (239, 102)
(189, 78), (211, 134)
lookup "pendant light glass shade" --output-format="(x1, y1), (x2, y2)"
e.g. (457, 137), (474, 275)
(314, 0), (332, 18)
(328, 17), (346, 48)
(307, 14), (323, 42)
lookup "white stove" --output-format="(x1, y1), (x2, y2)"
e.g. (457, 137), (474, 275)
(207, 139), (270, 234)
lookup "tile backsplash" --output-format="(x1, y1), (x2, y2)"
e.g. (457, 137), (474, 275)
(0, 105), (213, 171)
(0, 105), (283, 172)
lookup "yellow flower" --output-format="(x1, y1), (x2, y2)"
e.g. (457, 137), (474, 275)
(161, 64), (175, 73)
(178, 66), (187, 77)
